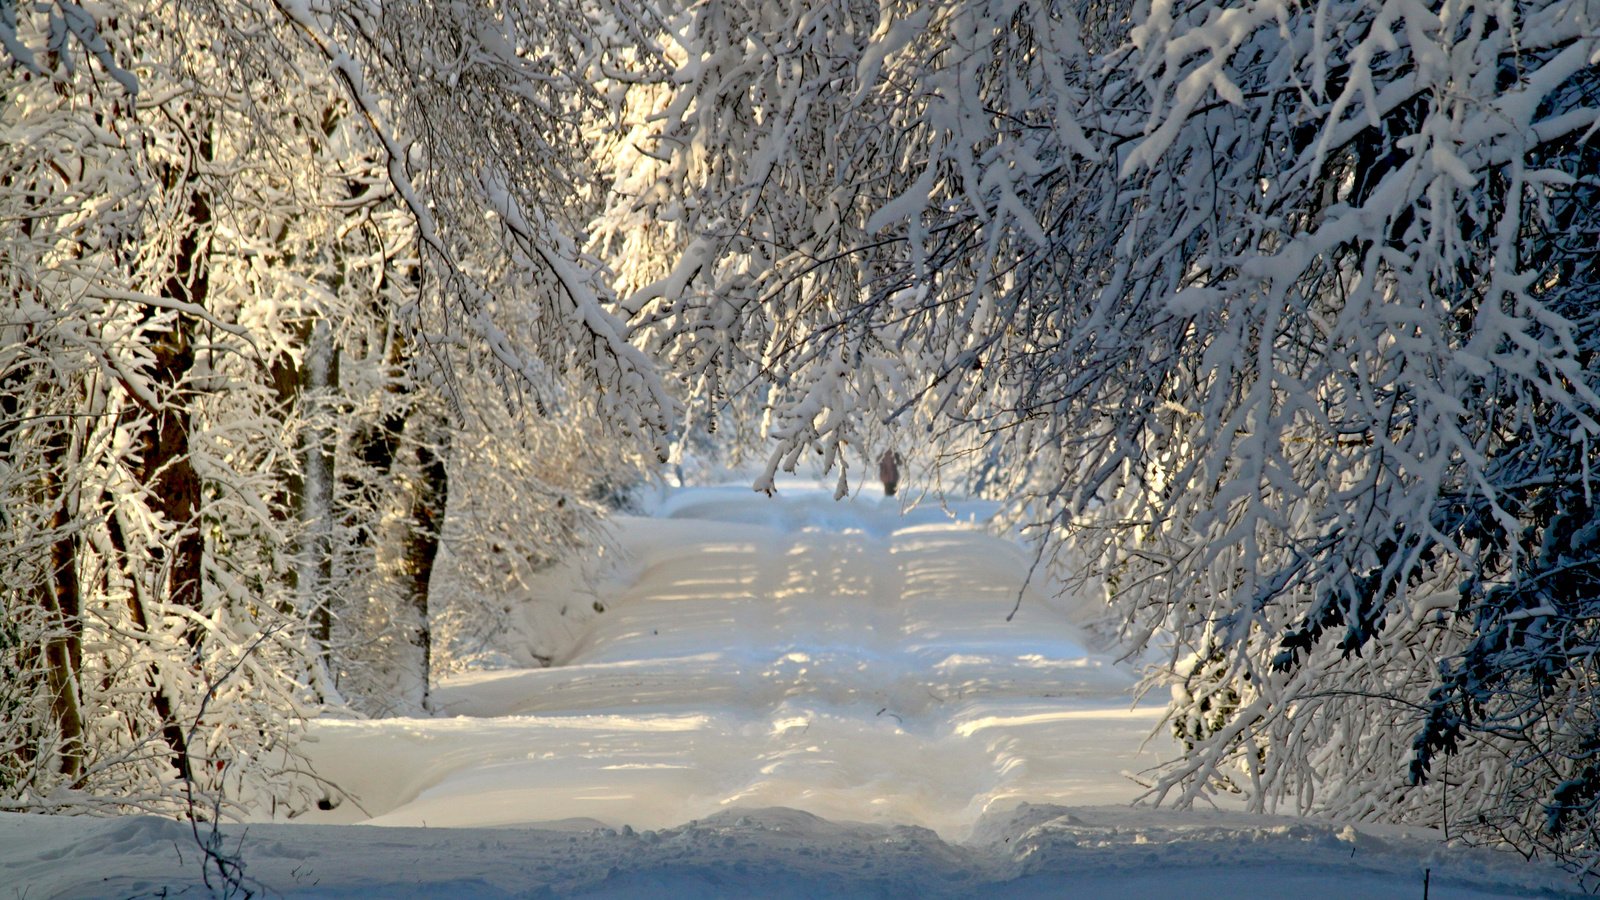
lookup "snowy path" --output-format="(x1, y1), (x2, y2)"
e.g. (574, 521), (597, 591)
(300, 484), (1163, 838)
(7, 484), (1590, 897)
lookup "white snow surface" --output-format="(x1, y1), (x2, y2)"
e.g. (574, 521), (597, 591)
(3, 482), (1586, 897)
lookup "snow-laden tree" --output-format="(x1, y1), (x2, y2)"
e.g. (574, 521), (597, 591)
(603, 0), (1600, 877)
(1074, 2), (1600, 878)
(0, 2), (330, 814)
(247, 0), (677, 712)
(266, 0), (676, 451)
(589, 0), (963, 494)
(3, 0), (676, 817)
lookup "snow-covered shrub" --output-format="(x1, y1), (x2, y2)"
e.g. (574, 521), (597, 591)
(429, 398), (623, 674)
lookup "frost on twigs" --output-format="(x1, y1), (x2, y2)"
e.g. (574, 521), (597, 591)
(1, 1), (139, 94)
(271, 0), (678, 456)
(1076, 0), (1600, 881)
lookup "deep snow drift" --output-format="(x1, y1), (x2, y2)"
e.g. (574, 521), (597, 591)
(3, 482), (1586, 897)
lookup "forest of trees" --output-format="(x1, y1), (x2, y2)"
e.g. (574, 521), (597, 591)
(5, 0), (1600, 884)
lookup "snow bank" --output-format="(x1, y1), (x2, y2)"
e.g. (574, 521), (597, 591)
(4, 805), (1582, 898)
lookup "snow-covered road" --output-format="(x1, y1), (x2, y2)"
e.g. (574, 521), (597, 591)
(7, 483), (1588, 897)
(300, 483), (1165, 839)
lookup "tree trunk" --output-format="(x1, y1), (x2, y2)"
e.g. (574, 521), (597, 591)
(301, 318), (339, 656)
(105, 508), (192, 783)
(268, 347), (305, 602)
(120, 123), (212, 779)
(402, 421), (449, 712)
(138, 143), (209, 638)
(0, 353), (86, 779)
(40, 425), (85, 779)
(268, 314), (341, 695)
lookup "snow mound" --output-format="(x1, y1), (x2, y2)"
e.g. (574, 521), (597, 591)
(972, 805), (1579, 898)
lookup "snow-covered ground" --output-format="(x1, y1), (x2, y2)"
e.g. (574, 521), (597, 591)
(299, 483), (1157, 837)
(3, 482), (1586, 897)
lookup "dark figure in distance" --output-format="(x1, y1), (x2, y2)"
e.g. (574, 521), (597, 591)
(878, 450), (902, 497)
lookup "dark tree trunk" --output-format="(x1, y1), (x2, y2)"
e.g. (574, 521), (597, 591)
(402, 423), (449, 712)
(105, 508), (193, 783)
(268, 346), (306, 599)
(41, 425), (85, 779)
(120, 120), (212, 779)
(1, 349), (86, 779)
(137, 140), (210, 631)
(141, 240), (205, 643)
